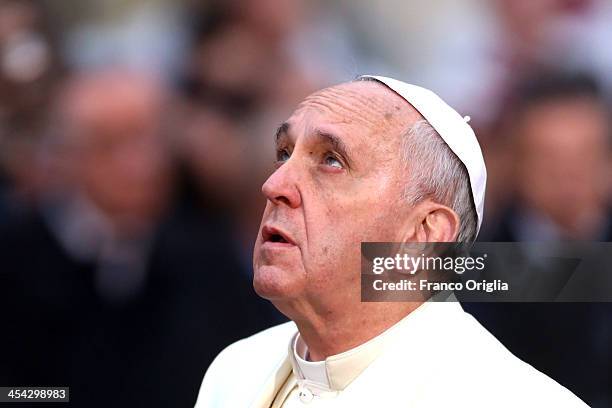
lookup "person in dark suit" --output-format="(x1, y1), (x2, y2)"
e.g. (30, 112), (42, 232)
(467, 72), (612, 407)
(0, 69), (282, 407)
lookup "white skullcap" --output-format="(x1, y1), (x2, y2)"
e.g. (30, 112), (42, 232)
(359, 75), (487, 234)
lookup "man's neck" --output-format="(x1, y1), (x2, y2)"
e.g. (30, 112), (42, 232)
(289, 302), (422, 361)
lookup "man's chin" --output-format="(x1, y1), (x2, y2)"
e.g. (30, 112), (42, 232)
(253, 264), (304, 300)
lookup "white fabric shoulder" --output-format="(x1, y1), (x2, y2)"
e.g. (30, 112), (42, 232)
(452, 312), (587, 407)
(337, 303), (588, 407)
(195, 321), (296, 408)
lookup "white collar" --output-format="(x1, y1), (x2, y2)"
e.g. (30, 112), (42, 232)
(288, 300), (441, 394)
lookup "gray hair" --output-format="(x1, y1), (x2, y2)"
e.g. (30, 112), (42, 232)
(401, 120), (477, 242)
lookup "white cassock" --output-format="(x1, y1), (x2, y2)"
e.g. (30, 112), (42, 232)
(195, 299), (587, 407)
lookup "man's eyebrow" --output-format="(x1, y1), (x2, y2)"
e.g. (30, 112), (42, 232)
(313, 128), (352, 165)
(275, 122), (290, 143)
(274, 123), (353, 166)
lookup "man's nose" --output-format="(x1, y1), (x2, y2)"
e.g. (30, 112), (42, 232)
(261, 161), (302, 208)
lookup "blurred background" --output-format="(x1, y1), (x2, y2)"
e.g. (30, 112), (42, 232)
(0, 0), (609, 406)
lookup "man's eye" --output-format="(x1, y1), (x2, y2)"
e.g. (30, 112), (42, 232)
(276, 149), (291, 162)
(324, 155), (343, 169)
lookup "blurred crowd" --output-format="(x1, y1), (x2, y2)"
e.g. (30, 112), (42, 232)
(0, 0), (609, 407)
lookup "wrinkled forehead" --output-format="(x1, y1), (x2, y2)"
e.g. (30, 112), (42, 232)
(290, 81), (420, 140)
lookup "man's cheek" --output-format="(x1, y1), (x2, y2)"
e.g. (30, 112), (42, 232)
(310, 236), (360, 272)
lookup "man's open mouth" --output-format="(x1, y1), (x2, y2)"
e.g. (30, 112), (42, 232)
(262, 226), (295, 246)
(269, 234), (288, 243)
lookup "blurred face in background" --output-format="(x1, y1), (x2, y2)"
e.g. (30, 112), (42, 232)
(515, 97), (610, 236)
(59, 71), (171, 229)
(253, 81), (419, 316)
(229, 0), (305, 40)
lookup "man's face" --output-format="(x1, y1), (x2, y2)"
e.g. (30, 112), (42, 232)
(516, 98), (609, 232)
(253, 81), (418, 307)
(65, 75), (171, 226)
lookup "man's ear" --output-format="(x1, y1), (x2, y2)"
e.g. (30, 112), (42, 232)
(402, 200), (460, 243)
